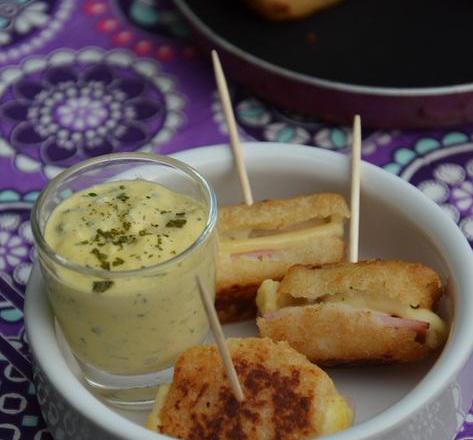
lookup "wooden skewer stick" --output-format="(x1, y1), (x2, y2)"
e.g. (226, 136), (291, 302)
(196, 276), (245, 402)
(211, 50), (254, 205)
(349, 115), (362, 263)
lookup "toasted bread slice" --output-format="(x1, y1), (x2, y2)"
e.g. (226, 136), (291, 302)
(257, 260), (448, 365)
(217, 194), (349, 322)
(258, 304), (439, 365)
(247, 0), (344, 21)
(219, 193), (349, 234)
(147, 338), (353, 439)
(279, 260), (442, 309)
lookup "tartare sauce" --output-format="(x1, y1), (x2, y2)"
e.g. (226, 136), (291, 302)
(43, 180), (216, 375)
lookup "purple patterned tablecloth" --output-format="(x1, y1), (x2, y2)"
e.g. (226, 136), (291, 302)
(0, 1), (473, 439)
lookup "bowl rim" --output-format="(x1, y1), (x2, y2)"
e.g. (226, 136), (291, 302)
(25, 142), (473, 440)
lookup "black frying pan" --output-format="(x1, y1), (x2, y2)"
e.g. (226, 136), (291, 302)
(175, 0), (473, 128)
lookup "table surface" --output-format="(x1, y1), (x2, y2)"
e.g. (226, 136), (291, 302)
(0, 1), (473, 439)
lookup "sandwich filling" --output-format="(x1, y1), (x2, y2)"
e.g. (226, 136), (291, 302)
(257, 280), (448, 349)
(220, 217), (343, 257)
(146, 384), (170, 429)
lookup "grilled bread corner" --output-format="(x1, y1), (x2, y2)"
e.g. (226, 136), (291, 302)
(217, 193), (349, 323)
(257, 260), (448, 365)
(147, 338), (353, 439)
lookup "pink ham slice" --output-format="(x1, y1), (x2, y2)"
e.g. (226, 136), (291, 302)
(231, 249), (276, 260)
(263, 308), (296, 320)
(263, 308), (430, 333)
(373, 314), (430, 332)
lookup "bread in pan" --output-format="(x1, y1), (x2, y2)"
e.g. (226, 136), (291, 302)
(246, 0), (344, 21)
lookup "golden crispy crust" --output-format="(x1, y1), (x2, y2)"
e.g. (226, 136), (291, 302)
(218, 193), (349, 233)
(279, 260), (442, 309)
(247, 0), (344, 21)
(156, 338), (347, 440)
(217, 235), (345, 323)
(258, 304), (432, 365)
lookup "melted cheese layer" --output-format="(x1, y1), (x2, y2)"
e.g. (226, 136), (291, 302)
(146, 384), (171, 431)
(220, 220), (343, 254)
(323, 293), (447, 339)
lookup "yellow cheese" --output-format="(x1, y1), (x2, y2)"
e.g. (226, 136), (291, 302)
(322, 394), (354, 435)
(323, 293), (448, 348)
(256, 280), (300, 313)
(146, 384), (171, 432)
(220, 220), (343, 254)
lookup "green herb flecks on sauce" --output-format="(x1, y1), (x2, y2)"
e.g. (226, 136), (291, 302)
(92, 280), (114, 293)
(44, 180), (207, 284)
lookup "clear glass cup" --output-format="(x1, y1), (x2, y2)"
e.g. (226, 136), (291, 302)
(31, 153), (218, 407)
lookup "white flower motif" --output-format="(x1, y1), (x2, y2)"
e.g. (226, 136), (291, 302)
(236, 98), (271, 128)
(418, 180), (449, 204)
(0, 1), (49, 47)
(0, 48), (185, 174)
(0, 212), (21, 230)
(419, 160), (473, 240)
(314, 127), (351, 150)
(12, 1), (48, 34)
(27, 80), (131, 152)
(57, 97), (109, 131)
(0, 230), (26, 269)
(18, 220), (33, 243)
(265, 122), (310, 144)
(434, 163), (465, 185)
(452, 181), (473, 211)
(13, 261), (32, 285)
(0, 216), (32, 281)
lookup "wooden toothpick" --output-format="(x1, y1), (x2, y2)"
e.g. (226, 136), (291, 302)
(349, 115), (361, 263)
(211, 50), (254, 205)
(196, 276), (245, 402)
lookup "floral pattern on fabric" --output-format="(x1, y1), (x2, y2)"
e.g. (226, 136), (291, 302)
(231, 93), (394, 156)
(0, 189), (48, 438)
(0, 47), (185, 177)
(456, 410), (473, 440)
(0, 0), (75, 64)
(0, 1), (49, 46)
(0, 190), (36, 289)
(84, 0), (195, 60)
(385, 137), (473, 245)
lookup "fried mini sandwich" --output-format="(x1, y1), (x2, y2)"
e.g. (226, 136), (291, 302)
(247, 0), (344, 21)
(217, 193), (350, 323)
(147, 338), (353, 439)
(257, 260), (449, 365)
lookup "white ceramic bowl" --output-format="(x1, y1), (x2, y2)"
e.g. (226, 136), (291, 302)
(25, 143), (473, 440)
